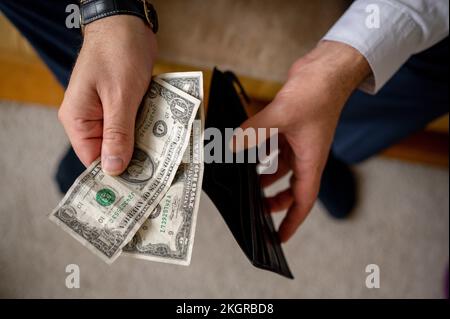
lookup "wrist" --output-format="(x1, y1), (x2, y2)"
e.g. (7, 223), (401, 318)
(83, 14), (157, 59)
(291, 41), (371, 99)
(84, 14), (152, 37)
(316, 41), (370, 91)
(80, 0), (158, 34)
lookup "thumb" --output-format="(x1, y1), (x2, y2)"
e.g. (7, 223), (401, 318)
(101, 102), (137, 175)
(230, 103), (279, 153)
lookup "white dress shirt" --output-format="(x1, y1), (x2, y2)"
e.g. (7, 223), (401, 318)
(323, 0), (449, 94)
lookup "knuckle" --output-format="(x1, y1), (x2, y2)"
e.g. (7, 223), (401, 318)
(103, 126), (131, 144)
(57, 108), (65, 123)
(58, 91), (75, 123)
(57, 106), (71, 125)
(72, 118), (90, 132)
(111, 88), (130, 107)
(103, 83), (134, 107)
(288, 60), (303, 78)
(104, 91), (139, 116)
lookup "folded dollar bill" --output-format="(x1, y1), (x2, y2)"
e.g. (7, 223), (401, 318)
(49, 72), (204, 265)
(123, 72), (204, 265)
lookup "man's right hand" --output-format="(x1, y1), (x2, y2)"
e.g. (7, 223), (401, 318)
(234, 41), (370, 242)
(58, 15), (157, 175)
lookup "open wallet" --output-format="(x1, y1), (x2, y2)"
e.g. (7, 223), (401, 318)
(202, 68), (294, 279)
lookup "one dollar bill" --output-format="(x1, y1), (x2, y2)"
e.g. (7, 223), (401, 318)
(49, 75), (202, 264)
(123, 72), (204, 265)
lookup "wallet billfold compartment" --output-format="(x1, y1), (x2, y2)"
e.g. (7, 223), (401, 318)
(202, 68), (293, 279)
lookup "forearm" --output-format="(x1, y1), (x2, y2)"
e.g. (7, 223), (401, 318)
(288, 40), (371, 114)
(305, 41), (371, 96)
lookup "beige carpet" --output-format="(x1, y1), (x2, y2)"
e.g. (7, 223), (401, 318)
(0, 100), (448, 298)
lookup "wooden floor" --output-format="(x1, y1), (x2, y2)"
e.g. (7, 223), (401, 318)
(0, 14), (448, 167)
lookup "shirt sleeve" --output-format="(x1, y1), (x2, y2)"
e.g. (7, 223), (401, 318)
(322, 0), (449, 94)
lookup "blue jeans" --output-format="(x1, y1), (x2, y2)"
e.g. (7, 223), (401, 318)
(1, 0), (448, 167)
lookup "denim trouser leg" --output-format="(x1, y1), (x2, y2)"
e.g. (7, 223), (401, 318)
(1, 0), (84, 192)
(0, 0), (81, 87)
(333, 38), (449, 164)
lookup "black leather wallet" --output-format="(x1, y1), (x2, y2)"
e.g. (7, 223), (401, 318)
(203, 68), (293, 279)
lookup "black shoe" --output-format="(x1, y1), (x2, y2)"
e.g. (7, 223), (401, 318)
(54, 146), (85, 194)
(318, 153), (357, 219)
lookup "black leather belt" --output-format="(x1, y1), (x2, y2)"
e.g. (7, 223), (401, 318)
(80, 0), (158, 33)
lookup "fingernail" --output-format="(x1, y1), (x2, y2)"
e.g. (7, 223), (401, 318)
(102, 155), (123, 175)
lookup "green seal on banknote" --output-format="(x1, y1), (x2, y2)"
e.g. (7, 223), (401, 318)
(96, 188), (116, 207)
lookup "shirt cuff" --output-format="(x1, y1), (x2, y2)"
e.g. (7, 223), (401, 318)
(322, 0), (419, 94)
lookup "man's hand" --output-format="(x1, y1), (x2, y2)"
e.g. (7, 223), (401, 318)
(58, 15), (157, 175)
(235, 41), (370, 242)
